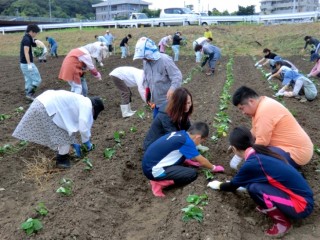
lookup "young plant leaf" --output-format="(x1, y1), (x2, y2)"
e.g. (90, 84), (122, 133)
(36, 202), (49, 216)
(104, 148), (116, 159)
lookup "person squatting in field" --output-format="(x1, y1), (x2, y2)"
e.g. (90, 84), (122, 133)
(34, 39), (48, 63)
(109, 66), (146, 118)
(303, 36), (320, 59)
(192, 37), (212, 63)
(254, 48), (279, 72)
(195, 43), (221, 76)
(229, 86), (313, 170)
(307, 53), (320, 79)
(143, 87), (193, 150)
(275, 70), (317, 102)
(266, 56), (298, 81)
(158, 34), (172, 53)
(208, 126), (314, 238)
(12, 90), (104, 169)
(46, 36), (58, 57)
(59, 42), (108, 96)
(142, 122), (224, 197)
(19, 24), (42, 101)
(133, 37), (182, 118)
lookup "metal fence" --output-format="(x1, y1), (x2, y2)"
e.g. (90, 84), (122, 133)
(1, 11), (319, 34)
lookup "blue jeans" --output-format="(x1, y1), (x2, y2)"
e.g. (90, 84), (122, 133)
(20, 63), (42, 94)
(68, 77), (88, 96)
(153, 106), (160, 119)
(50, 43), (58, 56)
(172, 45), (180, 61)
(120, 46), (127, 58)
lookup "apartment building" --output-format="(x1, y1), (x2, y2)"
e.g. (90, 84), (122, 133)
(260, 0), (319, 14)
(92, 0), (151, 20)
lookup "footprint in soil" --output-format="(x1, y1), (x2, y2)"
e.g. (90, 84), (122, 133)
(125, 160), (137, 170)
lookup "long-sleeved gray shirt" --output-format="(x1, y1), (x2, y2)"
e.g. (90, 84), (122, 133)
(143, 53), (182, 106)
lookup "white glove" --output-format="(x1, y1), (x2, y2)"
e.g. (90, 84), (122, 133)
(237, 186), (247, 192)
(99, 62), (104, 67)
(307, 73), (311, 78)
(257, 64), (262, 68)
(275, 90), (285, 97)
(254, 62), (259, 67)
(230, 155), (243, 169)
(267, 76), (272, 81)
(196, 144), (209, 152)
(265, 72), (272, 77)
(207, 180), (222, 190)
(27, 64), (32, 71)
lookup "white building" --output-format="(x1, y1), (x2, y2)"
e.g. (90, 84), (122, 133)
(92, 0), (151, 20)
(260, 0), (319, 14)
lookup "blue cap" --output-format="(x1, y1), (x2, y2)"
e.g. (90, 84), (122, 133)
(282, 70), (300, 85)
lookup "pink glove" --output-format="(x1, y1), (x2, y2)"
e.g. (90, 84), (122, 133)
(184, 159), (201, 167)
(94, 71), (102, 80)
(212, 165), (224, 173)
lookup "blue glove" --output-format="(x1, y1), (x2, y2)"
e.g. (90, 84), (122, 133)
(83, 140), (93, 151)
(72, 144), (82, 157)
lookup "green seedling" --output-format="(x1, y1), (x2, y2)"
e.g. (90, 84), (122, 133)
(186, 194), (208, 206)
(81, 143), (95, 153)
(0, 144), (13, 154)
(130, 126), (137, 133)
(19, 140), (28, 146)
(56, 178), (73, 196)
(215, 123), (229, 137)
(104, 148), (116, 159)
(21, 218), (43, 236)
(211, 135), (219, 142)
(203, 169), (214, 180)
(181, 204), (204, 222)
(0, 114), (11, 121)
(82, 158), (93, 171)
(15, 106), (24, 113)
(314, 146), (320, 156)
(136, 110), (145, 119)
(36, 202), (48, 216)
(114, 130), (125, 143)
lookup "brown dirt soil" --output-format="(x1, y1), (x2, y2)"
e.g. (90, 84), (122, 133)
(0, 53), (319, 240)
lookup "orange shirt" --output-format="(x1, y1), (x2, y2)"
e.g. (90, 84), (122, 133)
(251, 96), (313, 165)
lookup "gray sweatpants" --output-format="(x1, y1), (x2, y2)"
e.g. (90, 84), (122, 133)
(111, 76), (132, 104)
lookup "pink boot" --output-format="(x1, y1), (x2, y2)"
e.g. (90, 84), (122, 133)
(184, 159), (201, 167)
(150, 180), (175, 197)
(265, 207), (292, 237)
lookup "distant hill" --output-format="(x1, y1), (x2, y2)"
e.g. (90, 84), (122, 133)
(0, 0), (102, 20)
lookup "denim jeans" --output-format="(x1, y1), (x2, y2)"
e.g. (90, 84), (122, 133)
(20, 63), (42, 94)
(172, 45), (180, 61)
(68, 77), (88, 96)
(50, 43), (58, 56)
(120, 46), (127, 58)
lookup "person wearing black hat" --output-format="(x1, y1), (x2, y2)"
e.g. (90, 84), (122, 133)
(12, 90), (104, 168)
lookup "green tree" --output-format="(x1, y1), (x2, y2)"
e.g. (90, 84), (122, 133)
(141, 8), (160, 18)
(236, 5), (255, 15)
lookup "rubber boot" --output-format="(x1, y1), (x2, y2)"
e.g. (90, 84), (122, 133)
(265, 207), (292, 237)
(127, 103), (136, 115)
(56, 154), (71, 169)
(150, 180), (175, 197)
(120, 104), (135, 118)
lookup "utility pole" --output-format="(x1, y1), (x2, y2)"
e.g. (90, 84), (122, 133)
(292, 0), (296, 13)
(49, 0), (52, 21)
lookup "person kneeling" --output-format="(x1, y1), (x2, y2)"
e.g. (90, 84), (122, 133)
(208, 126), (314, 238)
(142, 122), (224, 197)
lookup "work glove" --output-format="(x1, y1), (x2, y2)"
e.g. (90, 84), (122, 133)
(267, 76), (272, 81)
(145, 87), (151, 103)
(184, 159), (201, 167)
(254, 62), (259, 67)
(307, 73), (311, 78)
(265, 72), (272, 78)
(83, 140), (93, 152)
(275, 89), (285, 97)
(27, 64), (32, 71)
(72, 144), (82, 158)
(99, 62), (104, 67)
(257, 64), (262, 68)
(230, 155), (242, 170)
(196, 144), (209, 152)
(94, 72), (102, 80)
(212, 165), (224, 173)
(207, 180), (222, 190)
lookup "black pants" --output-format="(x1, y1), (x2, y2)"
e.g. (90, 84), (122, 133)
(158, 165), (197, 185)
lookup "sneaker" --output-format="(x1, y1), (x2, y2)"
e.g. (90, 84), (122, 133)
(25, 94), (35, 101)
(300, 97), (307, 103)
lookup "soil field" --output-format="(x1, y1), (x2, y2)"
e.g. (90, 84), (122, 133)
(0, 51), (320, 240)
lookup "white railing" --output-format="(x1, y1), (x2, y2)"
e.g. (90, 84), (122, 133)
(1, 11), (319, 34)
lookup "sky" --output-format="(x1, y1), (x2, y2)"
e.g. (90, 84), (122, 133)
(148, 0), (261, 13)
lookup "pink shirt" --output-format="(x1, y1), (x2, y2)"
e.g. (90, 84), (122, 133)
(309, 60), (320, 77)
(251, 96), (313, 165)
